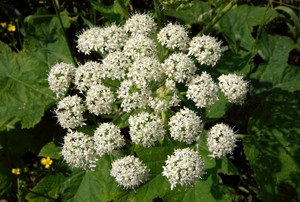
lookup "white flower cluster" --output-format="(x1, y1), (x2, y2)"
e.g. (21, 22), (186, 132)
(61, 131), (97, 170)
(188, 35), (222, 67)
(157, 23), (190, 51)
(77, 25), (127, 55)
(163, 53), (196, 83)
(48, 62), (75, 98)
(129, 112), (165, 147)
(86, 84), (116, 115)
(94, 123), (125, 156)
(162, 148), (205, 190)
(168, 107), (202, 144)
(218, 73), (248, 104)
(74, 61), (103, 92)
(186, 72), (219, 108)
(207, 123), (237, 158)
(48, 13), (250, 191)
(55, 95), (86, 129)
(124, 13), (157, 36)
(110, 155), (150, 189)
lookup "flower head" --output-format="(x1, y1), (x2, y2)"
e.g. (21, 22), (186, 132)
(55, 95), (86, 129)
(163, 53), (196, 83)
(127, 56), (163, 88)
(117, 80), (152, 112)
(157, 23), (190, 51)
(186, 72), (219, 108)
(162, 148), (205, 190)
(7, 24), (16, 32)
(124, 13), (157, 36)
(207, 123), (237, 158)
(110, 155), (150, 189)
(93, 123), (125, 156)
(188, 35), (222, 66)
(85, 84), (116, 115)
(74, 61), (103, 92)
(168, 107), (202, 144)
(48, 62), (75, 98)
(101, 51), (131, 80)
(218, 73), (248, 104)
(61, 131), (97, 170)
(129, 112), (165, 147)
(124, 34), (157, 60)
(41, 156), (53, 169)
(76, 27), (103, 55)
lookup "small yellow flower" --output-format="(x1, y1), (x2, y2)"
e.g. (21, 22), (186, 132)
(41, 156), (53, 169)
(0, 22), (7, 28)
(12, 168), (21, 175)
(7, 24), (16, 32)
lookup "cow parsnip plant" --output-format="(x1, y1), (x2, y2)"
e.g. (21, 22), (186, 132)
(47, 12), (247, 198)
(1, 0), (300, 201)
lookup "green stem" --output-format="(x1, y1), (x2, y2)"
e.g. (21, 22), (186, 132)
(202, 0), (238, 35)
(153, 0), (166, 28)
(116, 0), (130, 19)
(51, 0), (77, 67)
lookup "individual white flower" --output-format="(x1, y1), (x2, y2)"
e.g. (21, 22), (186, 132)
(48, 62), (75, 98)
(93, 123), (125, 156)
(101, 51), (131, 80)
(74, 61), (103, 92)
(124, 13), (157, 36)
(168, 107), (202, 144)
(124, 34), (157, 60)
(61, 131), (97, 170)
(127, 56), (163, 88)
(186, 72), (219, 108)
(157, 23), (190, 51)
(218, 73), (248, 104)
(110, 155), (150, 189)
(55, 95), (86, 129)
(77, 27), (103, 55)
(162, 53), (196, 83)
(207, 123), (237, 158)
(117, 80), (151, 112)
(188, 35), (222, 67)
(162, 148), (205, 190)
(85, 84), (116, 115)
(129, 112), (165, 147)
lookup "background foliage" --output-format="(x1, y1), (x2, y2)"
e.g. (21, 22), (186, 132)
(0, 0), (299, 201)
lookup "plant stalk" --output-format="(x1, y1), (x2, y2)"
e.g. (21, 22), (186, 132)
(51, 0), (77, 67)
(202, 0), (238, 34)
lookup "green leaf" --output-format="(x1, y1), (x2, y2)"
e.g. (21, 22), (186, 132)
(72, 155), (124, 202)
(24, 10), (75, 65)
(252, 33), (299, 93)
(26, 173), (68, 202)
(39, 142), (62, 160)
(164, 1), (211, 25)
(244, 92), (300, 201)
(90, 0), (129, 24)
(0, 42), (56, 130)
(0, 164), (11, 195)
(0, 11), (74, 130)
(218, 5), (279, 53)
(205, 93), (231, 123)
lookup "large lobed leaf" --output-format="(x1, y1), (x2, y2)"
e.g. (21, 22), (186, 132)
(0, 11), (74, 131)
(244, 92), (300, 201)
(218, 5), (279, 54)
